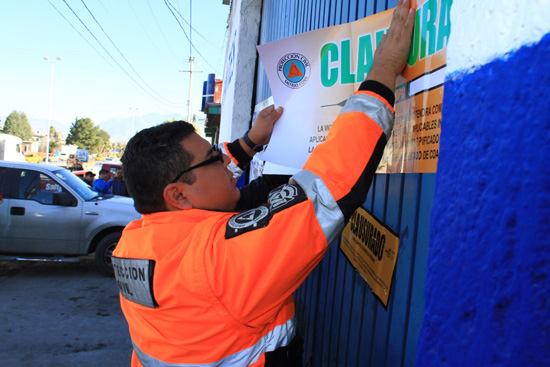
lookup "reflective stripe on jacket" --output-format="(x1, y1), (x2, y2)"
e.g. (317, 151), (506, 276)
(113, 87), (394, 367)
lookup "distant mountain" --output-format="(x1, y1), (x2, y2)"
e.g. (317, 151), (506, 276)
(30, 113), (185, 143)
(28, 118), (72, 138)
(97, 113), (185, 143)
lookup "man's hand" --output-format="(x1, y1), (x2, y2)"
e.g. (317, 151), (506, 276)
(240, 105), (284, 156)
(366, 0), (415, 91)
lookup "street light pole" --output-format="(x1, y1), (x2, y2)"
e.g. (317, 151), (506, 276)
(44, 56), (62, 164)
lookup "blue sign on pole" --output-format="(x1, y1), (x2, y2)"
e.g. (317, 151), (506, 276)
(76, 149), (89, 162)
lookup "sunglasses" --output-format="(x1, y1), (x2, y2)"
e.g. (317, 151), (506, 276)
(171, 145), (224, 183)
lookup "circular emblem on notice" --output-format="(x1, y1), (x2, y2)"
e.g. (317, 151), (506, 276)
(277, 53), (311, 89)
(228, 206), (270, 230)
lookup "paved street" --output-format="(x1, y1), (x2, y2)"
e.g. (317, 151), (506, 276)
(0, 256), (133, 367)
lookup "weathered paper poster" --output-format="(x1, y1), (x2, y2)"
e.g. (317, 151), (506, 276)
(340, 206), (400, 307)
(257, 0), (450, 173)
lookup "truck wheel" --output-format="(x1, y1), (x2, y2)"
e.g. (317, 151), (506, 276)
(95, 232), (121, 276)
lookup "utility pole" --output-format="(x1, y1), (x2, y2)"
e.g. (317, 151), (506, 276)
(187, 56), (194, 123)
(178, 0), (201, 124)
(179, 58), (198, 123)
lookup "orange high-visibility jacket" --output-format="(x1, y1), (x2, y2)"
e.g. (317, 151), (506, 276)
(113, 81), (395, 367)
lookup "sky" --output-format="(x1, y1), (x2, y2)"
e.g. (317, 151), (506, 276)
(0, 0), (230, 139)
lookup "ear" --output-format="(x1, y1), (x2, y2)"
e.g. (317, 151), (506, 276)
(163, 183), (194, 210)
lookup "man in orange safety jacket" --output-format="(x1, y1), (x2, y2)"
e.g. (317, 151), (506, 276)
(113, 1), (415, 366)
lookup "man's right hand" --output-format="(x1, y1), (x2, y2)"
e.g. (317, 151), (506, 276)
(366, 0), (415, 92)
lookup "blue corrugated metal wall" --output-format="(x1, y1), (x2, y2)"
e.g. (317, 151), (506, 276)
(255, 1), (434, 366)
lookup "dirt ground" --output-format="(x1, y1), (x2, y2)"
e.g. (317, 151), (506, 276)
(0, 256), (133, 367)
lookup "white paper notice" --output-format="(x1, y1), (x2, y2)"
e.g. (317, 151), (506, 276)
(256, 9), (395, 170)
(256, 0), (449, 175)
(257, 24), (353, 169)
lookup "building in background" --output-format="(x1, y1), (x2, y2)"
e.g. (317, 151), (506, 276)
(201, 73), (223, 144)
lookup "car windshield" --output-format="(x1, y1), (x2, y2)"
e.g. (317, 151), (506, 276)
(51, 168), (98, 201)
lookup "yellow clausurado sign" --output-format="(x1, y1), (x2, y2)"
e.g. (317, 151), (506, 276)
(340, 206), (399, 307)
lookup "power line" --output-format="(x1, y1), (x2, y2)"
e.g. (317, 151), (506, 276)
(125, 0), (174, 66)
(96, 0), (108, 12)
(79, 0), (184, 106)
(49, 0), (228, 117)
(163, 0), (216, 71)
(170, 0), (221, 49)
(58, 0), (184, 108)
(170, 0), (226, 72)
(48, 0), (116, 71)
(48, 0), (183, 114)
(145, 0), (181, 61)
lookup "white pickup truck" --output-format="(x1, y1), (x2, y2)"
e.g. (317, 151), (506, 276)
(0, 161), (141, 275)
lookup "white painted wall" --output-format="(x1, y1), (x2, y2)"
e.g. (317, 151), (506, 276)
(446, 0), (550, 75)
(220, 0), (262, 142)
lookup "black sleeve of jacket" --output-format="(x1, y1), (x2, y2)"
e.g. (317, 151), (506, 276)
(235, 174), (292, 211)
(226, 139), (252, 170)
(336, 80), (395, 223)
(358, 80), (395, 105)
(336, 137), (387, 223)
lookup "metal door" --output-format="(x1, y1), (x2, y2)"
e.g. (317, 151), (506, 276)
(255, 1), (434, 366)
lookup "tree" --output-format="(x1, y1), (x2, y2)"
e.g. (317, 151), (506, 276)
(95, 128), (112, 156)
(66, 117), (110, 154)
(2, 110), (33, 140)
(49, 126), (61, 152)
(96, 128), (111, 147)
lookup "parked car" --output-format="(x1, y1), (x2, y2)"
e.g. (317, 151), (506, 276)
(55, 152), (69, 161)
(25, 153), (42, 163)
(0, 161), (141, 275)
(71, 169), (88, 178)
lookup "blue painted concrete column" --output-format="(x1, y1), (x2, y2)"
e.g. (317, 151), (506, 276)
(417, 1), (550, 365)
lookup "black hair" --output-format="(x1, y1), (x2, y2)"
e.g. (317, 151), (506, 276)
(122, 121), (196, 214)
(99, 169), (109, 175)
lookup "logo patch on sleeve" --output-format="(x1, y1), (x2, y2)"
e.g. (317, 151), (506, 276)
(226, 205), (272, 238)
(225, 184), (307, 239)
(112, 257), (157, 308)
(268, 184), (305, 212)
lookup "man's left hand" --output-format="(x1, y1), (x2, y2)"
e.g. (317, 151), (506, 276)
(248, 105), (284, 146)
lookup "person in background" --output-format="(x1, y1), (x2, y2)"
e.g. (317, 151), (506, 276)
(83, 171), (95, 186)
(112, 1), (415, 365)
(112, 167), (129, 197)
(93, 169), (113, 195)
(71, 159), (84, 171)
